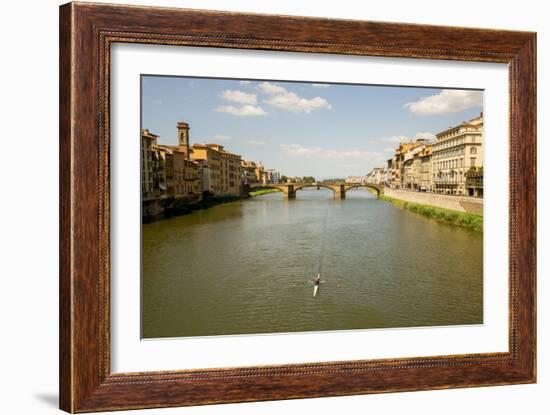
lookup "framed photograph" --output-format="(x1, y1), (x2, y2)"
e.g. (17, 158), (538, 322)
(59, 2), (536, 412)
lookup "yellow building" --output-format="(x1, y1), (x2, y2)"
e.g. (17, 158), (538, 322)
(191, 143), (242, 196)
(388, 139), (429, 189)
(184, 159), (201, 197)
(386, 156), (398, 188)
(465, 167), (483, 197)
(150, 121), (201, 201)
(379, 114), (483, 196)
(405, 142), (433, 191)
(141, 129), (158, 201)
(143, 121), (243, 205)
(190, 144), (222, 195)
(364, 168), (385, 185)
(255, 161), (267, 184)
(241, 160), (258, 185)
(419, 146), (433, 192)
(216, 145), (241, 196)
(156, 146), (199, 200)
(432, 113), (484, 195)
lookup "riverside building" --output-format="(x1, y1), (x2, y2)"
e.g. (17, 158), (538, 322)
(141, 129), (160, 201)
(364, 168), (385, 185)
(191, 144), (241, 197)
(241, 160), (258, 185)
(155, 145), (200, 200)
(141, 120), (285, 222)
(419, 146), (433, 192)
(381, 113), (483, 196)
(387, 139), (429, 190)
(431, 113), (484, 195)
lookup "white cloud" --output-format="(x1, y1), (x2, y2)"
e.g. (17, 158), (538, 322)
(258, 82), (287, 95)
(249, 140), (267, 146)
(312, 83), (330, 88)
(215, 105), (267, 117)
(404, 89), (483, 115)
(266, 93), (331, 113)
(214, 134), (231, 141)
(282, 144), (382, 160)
(258, 82), (332, 113)
(239, 81), (251, 85)
(220, 89), (257, 105)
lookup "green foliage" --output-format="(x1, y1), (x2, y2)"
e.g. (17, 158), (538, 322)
(380, 195), (483, 233)
(249, 189), (281, 196)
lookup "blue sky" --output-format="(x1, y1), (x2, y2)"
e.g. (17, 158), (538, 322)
(142, 76), (483, 178)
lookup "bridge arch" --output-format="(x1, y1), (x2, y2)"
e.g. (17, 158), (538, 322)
(293, 183), (336, 195)
(247, 183), (287, 196)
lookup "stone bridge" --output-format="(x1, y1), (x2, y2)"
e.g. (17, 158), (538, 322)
(247, 182), (384, 199)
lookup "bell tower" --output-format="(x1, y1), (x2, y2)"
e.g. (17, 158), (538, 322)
(176, 121), (190, 156)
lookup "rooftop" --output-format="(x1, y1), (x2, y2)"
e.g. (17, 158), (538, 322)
(436, 112), (484, 138)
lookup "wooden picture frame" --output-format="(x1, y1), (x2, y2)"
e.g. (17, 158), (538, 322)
(59, 2), (536, 412)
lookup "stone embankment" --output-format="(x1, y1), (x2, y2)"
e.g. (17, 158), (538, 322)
(383, 188), (483, 215)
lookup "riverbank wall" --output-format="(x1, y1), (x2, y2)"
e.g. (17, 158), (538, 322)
(383, 188), (483, 215)
(142, 194), (242, 223)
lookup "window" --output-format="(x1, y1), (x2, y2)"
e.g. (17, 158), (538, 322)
(470, 147), (477, 154)
(470, 157), (477, 166)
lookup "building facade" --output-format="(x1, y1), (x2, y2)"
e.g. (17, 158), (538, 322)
(190, 144), (221, 195)
(265, 169), (280, 184)
(431, 113), (484, 195)
(379, 113), (483, 196)
(241, 160), (258, 185)
(386, 156), (397, 188)
(141, 129), (159, 201)
(403, 142), (430, 191)
(191, 144), (241, 197)
(387, 139), (429, 190)
(155, 146), (200, 201)
(364, 168), (386, 185)
(254, 161), (269, 185)
(142, 120), (287, 221)
(465, 167), (484, 197)
(419, 146), (433, 192)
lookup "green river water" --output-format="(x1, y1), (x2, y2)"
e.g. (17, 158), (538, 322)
(142, 188), (483, 338)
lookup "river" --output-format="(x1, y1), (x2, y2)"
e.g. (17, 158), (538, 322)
(142, 188), (483, 338)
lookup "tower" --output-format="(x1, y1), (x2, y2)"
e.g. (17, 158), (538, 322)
(176, 121), (190, 156)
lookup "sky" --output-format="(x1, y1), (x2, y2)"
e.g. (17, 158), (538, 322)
(141, 76), (483, 179)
